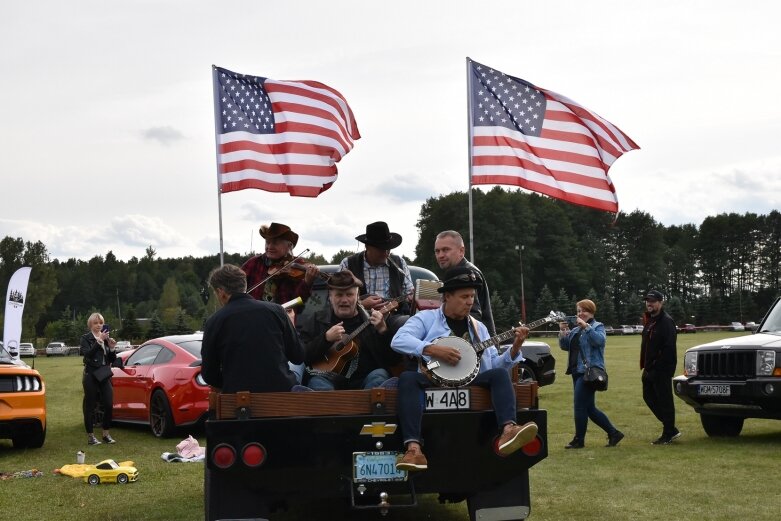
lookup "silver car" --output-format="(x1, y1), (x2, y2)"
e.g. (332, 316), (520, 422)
(18, 343), (36, 357)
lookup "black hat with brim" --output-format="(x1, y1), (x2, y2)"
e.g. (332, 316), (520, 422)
(438, 266), (483, 293)
(355, 221), (402, 250)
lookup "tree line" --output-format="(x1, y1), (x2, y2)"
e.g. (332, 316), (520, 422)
(1, 188), (779, 344)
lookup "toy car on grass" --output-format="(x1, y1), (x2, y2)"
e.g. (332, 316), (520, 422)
(83, 459), (138, 485)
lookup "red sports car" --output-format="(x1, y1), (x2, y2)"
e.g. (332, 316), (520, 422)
(110, 333), (209, 437)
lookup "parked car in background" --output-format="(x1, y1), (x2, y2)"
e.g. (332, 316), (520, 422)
(633, 325), (644, 334)
(620, 325), (635, 335)
(499, 340), (556, 387)
(105, 333), (209, 437)
(730, 322), (746, 332)
(45, 342), (67, 356)
(114, 341), (132, 352)
(0, 343), (47, 448)
(604, 326), (616, 335)
(673, 296), (781, 437)
(745, 321), (759, 332)
(677, 323), (697, 334)
(18, 343), (36, 357)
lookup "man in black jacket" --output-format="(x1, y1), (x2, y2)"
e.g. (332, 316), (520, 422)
(640, 289), (681, 444)
(201, 264), (304, 393)
(299, 270), (399, 390)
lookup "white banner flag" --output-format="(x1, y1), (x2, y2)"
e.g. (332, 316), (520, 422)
(3, 267), (32, 361)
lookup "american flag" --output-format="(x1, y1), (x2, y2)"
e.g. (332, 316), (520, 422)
(469, 59), (638, 213)
(212, 66), (360, 197)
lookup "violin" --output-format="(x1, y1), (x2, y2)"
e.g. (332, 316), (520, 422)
(278, 262), (332, 282)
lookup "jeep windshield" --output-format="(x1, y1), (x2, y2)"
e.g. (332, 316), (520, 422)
(758, 298), (781, 334)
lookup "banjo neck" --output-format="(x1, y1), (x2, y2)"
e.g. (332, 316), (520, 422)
(471, 315), (558, 356)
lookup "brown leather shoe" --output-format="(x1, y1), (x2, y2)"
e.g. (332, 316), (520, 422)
(396, 446), (428, 472)
(497, 422), (538, 456)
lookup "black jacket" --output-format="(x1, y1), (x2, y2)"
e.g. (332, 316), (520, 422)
(201, 293), (304, 393)
(299, 306), (399, 389)
(456, 258), (496, 335)
(641, 311), (678, 375)
(80, 333), (117, 375)
(345, 252), (411, 315)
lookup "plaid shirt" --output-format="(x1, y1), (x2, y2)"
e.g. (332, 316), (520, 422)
(241, 254), (313, 305)
(339, 253), (413, 299)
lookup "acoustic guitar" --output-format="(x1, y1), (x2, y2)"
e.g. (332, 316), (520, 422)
(308, 297), (403, 375)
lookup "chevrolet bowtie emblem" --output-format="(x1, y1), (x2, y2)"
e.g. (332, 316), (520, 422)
(360, 422), (397, 437)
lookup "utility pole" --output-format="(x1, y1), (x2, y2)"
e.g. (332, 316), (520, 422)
(116, 288), (123, 329)
(515, 244), (526, 324)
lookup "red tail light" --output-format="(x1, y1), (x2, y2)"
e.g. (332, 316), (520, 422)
(521, 436), (543, 456)
(242, 443), (266, 467)
(212, 444), (236, 469)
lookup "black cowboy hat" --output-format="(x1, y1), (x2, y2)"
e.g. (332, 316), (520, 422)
(355, 221), (402, 250)
(259, 222), (299, 247)
(437, 266), (483, 293)
(327, 269), (364, 290)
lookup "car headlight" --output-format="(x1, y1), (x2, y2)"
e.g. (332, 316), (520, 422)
(756, 350), (776, 376)
(684, 351), (698, 376)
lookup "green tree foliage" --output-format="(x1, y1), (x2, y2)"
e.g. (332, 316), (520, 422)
(147, 311), (166, 339)
(171, 309), (192, 335)
(329, 249), (357, 265)
(120, 305), (142, 343)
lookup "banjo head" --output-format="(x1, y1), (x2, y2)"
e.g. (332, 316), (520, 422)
(428, 336), (480, 387)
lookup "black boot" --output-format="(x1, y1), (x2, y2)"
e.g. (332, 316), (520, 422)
(565, 437), (584, 449)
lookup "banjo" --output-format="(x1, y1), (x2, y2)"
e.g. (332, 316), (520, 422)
(421, 310), (566, 387)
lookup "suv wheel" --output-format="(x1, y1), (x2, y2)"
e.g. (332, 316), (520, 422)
(700, 413), (744, 437)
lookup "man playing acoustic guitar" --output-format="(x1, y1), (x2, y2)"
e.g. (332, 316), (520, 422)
(299, 270), (402, 390)
(391, 266), (538, 472)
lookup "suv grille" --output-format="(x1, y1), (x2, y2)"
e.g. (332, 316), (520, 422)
(0, 375), (43, 392)
(698, 351), (755, 379)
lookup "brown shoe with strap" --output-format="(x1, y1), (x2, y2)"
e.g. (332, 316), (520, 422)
(396, 445), (428, 472)
(497, 422), (538, 456)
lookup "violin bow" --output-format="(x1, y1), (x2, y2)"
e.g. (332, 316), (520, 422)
(246, 248), (310, 295)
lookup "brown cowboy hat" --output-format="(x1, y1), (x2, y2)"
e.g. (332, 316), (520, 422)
(327, 269), (364, 290)
(355, 221), (402, 250)
(259, 222), (299, 247)
(437, 266), (483, 293)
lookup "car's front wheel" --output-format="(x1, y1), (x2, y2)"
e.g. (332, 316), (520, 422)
(117, 473), (129, 484)
(700, 413), (744, 437)
(150, 390), (175, 438)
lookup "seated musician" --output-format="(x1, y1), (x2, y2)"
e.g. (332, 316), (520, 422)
(391, 266), (538, 472)
(339, 221), (414, 334)
(201, 264), (304, 393)
(241, 222), (318, 305)
(298, 270), (401, 391)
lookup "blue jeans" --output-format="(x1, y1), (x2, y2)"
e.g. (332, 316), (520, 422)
(308, 368), (390, 390)
(398, 368), (517, 445)
(572, 373), (618, 440)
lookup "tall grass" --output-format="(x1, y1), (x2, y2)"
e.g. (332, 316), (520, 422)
(2, 331), (779, 520)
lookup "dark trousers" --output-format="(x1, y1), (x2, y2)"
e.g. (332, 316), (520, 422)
(642, 370), (676, 435)
(82, 371), (113, 432)
(397, 368), (516, 445)
(572, 373), (618, 440)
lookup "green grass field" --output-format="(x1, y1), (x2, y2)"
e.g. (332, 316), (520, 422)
(2, 331), (780, 520)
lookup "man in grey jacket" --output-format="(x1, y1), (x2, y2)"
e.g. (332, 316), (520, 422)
(434, 230), (495, 334)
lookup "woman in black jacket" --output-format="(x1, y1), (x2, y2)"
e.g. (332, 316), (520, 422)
(80, 312), (118, 445)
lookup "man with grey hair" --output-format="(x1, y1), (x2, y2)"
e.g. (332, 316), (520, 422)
(433, 230), (495, 334)
(201, 264), (304, 393)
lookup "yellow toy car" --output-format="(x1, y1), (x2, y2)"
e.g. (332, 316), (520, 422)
(83, 459), (138, 485)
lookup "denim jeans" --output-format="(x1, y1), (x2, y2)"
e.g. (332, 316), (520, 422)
(572, 373), (618, 440)
(398, 368), (517, 445)
(308, 368), (390, 391)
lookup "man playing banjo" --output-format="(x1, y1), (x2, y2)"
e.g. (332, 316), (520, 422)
(391, 266), (538, 472)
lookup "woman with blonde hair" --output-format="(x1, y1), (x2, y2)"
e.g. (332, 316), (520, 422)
(558, 299), (623, 449)
(79, 312), (118, 445)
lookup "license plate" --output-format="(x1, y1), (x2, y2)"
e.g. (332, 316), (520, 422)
(698, 384), (731, 396)
(425, 388), (471, 410)
(353, 452), (407, 483)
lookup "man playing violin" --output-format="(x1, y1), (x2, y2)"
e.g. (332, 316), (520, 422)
(241, 222), (319, 305)
(298, 270), (401, 391)
(391, 266), (538, 472)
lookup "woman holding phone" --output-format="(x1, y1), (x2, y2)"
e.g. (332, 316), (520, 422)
(80, 312), (118, 445)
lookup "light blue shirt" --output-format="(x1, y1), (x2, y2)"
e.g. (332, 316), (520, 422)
(391, 306), (522, 372)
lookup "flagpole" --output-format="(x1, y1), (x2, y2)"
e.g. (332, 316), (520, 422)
(211, 65), (225, 266)
(466, 57), (475, 262)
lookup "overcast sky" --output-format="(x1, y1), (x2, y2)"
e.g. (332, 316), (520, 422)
(2, 1), (779, 264)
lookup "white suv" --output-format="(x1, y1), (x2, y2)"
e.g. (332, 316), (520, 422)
(45, 342), (67, 356)
(19, 343), (36, 357)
